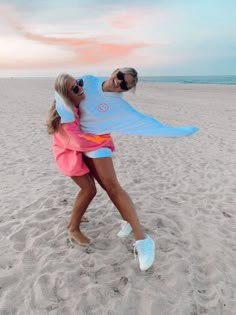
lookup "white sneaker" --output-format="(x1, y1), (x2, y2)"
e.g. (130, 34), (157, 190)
(133, 235), (155, 271)
(117, 220), (132, 238)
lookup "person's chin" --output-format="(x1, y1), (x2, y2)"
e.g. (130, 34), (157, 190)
(111, 85), (121, 92)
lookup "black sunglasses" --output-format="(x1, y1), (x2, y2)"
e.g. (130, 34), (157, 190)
(71, 78), (84, 94)
(116, 71), (130, 91)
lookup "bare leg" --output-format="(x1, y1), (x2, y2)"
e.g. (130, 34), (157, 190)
(84, 156), (127, 221)
(83, 156), (145, 241)
(81, 216), (89, 223)
(67, 174), (96, 246)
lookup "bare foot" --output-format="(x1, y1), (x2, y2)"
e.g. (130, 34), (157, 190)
(68, 229), (91, 246)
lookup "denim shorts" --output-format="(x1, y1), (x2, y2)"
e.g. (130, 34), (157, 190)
(84, 148), (113, 158)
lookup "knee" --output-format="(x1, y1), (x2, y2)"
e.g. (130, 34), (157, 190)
(89, 185), (97, 198)
(103, 180), (122, 197)
(82, 185), (97, 198)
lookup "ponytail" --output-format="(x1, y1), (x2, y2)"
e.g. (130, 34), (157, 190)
(46, 100), (61, 134)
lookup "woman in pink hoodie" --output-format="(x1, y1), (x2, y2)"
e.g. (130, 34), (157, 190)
(47, 73), (114, 246)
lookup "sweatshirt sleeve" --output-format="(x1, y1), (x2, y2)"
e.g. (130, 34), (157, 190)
(62, 121), (113, 152)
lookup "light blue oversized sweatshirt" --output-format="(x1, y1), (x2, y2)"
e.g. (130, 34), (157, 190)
(56, 75), (199, 138)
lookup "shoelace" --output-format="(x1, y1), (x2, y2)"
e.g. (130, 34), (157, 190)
(133, 244), (137, 260)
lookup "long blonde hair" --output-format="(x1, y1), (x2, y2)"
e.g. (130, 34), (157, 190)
(47, 73), (74, 134)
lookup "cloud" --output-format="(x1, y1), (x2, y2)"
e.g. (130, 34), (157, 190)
(74, 42), (147, 63)
(0, 3), (150, 68)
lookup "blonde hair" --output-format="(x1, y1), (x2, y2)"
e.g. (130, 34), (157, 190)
(119, 67), (138, 90)
(47, 73), (74, 134)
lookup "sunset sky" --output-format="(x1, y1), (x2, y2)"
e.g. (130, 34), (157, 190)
(0, 0), (235, 77)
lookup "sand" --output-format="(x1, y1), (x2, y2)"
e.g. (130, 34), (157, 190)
(0, 78), (236, 315)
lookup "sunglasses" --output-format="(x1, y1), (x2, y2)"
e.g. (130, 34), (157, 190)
(116, 71), (130, 91)
(71, 78), (84, 94)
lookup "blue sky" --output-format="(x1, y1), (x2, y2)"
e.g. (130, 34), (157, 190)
(0, 0), (235, 76)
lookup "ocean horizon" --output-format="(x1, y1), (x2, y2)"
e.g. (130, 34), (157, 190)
(139, 75), (236, 85)
(1, 75), (236, 85)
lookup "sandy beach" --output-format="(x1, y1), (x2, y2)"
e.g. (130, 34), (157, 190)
(0, 79), (236, 315)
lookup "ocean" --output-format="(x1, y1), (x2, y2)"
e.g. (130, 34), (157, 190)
(139, 75), (236, 85)
(1, 75), (236, 85)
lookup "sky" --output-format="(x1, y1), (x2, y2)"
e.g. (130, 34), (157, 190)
(0, 0), (235, 77)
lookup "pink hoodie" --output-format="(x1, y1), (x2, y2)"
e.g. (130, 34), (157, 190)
(52, 109), (114, 176)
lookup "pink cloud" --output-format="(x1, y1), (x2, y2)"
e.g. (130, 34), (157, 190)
(0, 4), (151, 69)
(75, 42), (147, 63)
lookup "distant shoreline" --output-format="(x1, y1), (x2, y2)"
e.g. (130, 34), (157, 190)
(1, 75), (236, 85)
